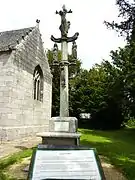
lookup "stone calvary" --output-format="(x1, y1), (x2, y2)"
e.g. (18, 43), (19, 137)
(37, 4), (81, 146)
(28, 5), (105, 180)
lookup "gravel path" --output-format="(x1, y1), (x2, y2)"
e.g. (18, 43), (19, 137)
(0, 136), (127, 180)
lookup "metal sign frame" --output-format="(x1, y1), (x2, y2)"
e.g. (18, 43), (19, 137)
(27, 145), (106, 180)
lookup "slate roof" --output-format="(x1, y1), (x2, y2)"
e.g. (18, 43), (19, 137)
(0, 27), (35, 52)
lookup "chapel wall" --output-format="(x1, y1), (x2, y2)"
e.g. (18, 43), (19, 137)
(0, 51), (14, 126)
(0, 27), (52, 141)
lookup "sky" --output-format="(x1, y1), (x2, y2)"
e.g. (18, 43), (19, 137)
(0, 0), (126, 70)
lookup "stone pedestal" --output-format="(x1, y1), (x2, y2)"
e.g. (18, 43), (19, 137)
(37, 117), (81, 146)
(37, 132), (80, 146)
(49, 117), (78, 133)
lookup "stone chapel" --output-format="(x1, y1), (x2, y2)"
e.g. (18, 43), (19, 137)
(0, 21), (52, 141)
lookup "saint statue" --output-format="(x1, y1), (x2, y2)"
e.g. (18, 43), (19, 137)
(72, 41), (77, 59)
(53, 43), (58, 62)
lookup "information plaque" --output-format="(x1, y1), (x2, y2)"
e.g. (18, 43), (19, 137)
(54, 121), (69, 132)
(28, 145), (105, 180)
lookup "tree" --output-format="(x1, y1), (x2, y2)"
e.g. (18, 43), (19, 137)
(110, 42), (135, 118)
(89, 62), (124, 130)
(70, 62), (124, 130)
(104, 0), (135, 41)
(104, 0), (135, 121)
(69, 69), (90, 118)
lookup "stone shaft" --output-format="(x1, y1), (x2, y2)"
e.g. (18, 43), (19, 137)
(60, 41), (69, 117)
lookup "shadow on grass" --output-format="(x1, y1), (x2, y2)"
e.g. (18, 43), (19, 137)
(0, 147), (35, 170)
(80, 128), (135, 179)
(80, 127), (135, 140)
(80, 128), (135, 151)
(0, 146), (36, 180)
(15, 146), (28, 150)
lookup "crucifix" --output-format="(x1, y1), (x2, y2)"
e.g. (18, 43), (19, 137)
(51, 5), (79, 117)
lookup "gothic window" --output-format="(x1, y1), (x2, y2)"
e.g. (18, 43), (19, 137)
(33, 65), (43, 102)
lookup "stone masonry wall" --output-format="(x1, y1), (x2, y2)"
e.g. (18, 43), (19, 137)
(0, 27), (52, 141)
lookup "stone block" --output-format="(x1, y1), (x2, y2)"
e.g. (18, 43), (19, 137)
(50, 117), (78, 133)
(0, 125), (49, 142)
(37, 132), (81, 146)
(0, 92), (4, 96)
(0, 97), (9, 103)
(42, 137), (77, 146)
(0, 108), (11, 113)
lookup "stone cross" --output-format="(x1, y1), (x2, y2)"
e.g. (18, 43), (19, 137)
(51, 5), (79, 117)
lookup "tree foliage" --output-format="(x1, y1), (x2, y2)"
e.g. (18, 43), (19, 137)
(70, 62), (124, 129)
(110, 42), (135, 118)
(104, 0), (135, 41)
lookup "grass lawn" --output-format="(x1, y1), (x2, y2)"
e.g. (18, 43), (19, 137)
(0, 128), (135, 180)
(80, 128), (135, 180)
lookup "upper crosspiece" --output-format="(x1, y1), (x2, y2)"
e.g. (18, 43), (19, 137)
(51, 5), (79, 43)
(56, 5), (72, 38)
(56, 5), (72, 15)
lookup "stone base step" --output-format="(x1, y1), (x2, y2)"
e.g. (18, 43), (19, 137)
(37, 132), (81, 146)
